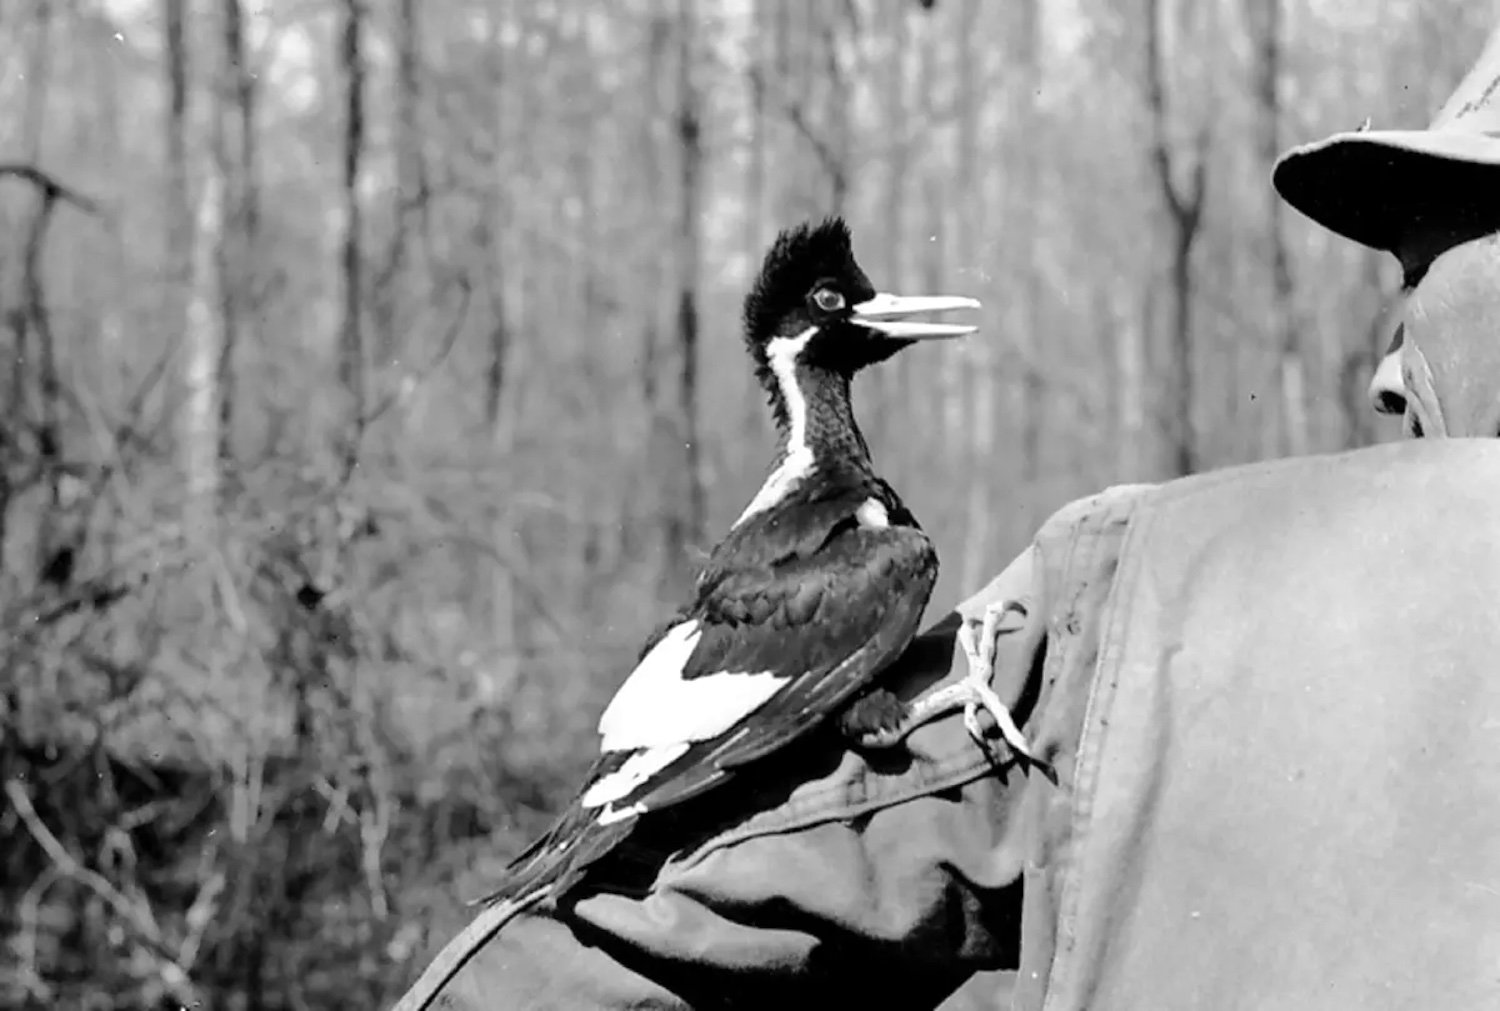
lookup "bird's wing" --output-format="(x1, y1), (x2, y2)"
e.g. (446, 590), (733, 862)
(588, 518), (937, 815)
(482, 505), (934, 910)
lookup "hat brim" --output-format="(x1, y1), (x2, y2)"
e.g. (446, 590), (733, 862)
(1273, 131), (1500, 261)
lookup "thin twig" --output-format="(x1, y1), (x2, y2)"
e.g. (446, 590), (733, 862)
(326, 270), (473, 498)
(6, 780), (147, 934)
(359, 271), (473, 430)
(745, 65), (846, 189)
(177, 848), (225, 971)
(3, 779), (201, 1005)
(17, 866), (58, 1002)
(0, 163), (103, 216)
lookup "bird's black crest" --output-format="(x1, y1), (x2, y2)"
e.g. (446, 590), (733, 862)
(742, 217), (874, 350)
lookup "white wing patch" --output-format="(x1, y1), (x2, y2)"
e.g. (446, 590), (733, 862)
(736, 327), (818, 526)
(856, 498), (889, 529)
(597, 622), (701, 743)
(580, 742), (691, 809)
(596, 620), (788, 753)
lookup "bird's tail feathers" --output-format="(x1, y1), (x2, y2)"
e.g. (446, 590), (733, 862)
(478, 800), (612, 907)
(389, 807), (635, 1007)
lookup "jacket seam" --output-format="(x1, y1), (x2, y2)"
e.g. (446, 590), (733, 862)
(1040, 493), (1151, 1008)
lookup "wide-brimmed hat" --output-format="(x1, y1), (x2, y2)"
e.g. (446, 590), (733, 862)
(1274, 25), (1500, 268)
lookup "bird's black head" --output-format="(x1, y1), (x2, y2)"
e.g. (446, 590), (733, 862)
(741, 217), (979, 389)
(742, 218), (877, 378)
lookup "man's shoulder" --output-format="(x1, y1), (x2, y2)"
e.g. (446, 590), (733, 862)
(1040, 439), (1500, 548)
(1030, 439), (1500, 1010)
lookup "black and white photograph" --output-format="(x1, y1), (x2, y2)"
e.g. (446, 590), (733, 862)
(2, 1), (1499, 1008)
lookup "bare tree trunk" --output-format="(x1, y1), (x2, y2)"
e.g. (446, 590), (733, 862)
(20, 2), (59, 489)
(641, 15), (671, 419)
(366, 0), (429, 377)
(218, 0), (256, 459)
(773, 0), (809, 217)
(395, 0), (430, 257)
(631, 13), (671, 568)
(568, 8), (610, 601)
(1014, 0), (1043, 491)
(21, 0), (50, 162)
(1145, 0), (1209, 477)
(1120, 285), (1154, 476)
(880, 4), (911, 290)
(621, 11), (669, 570)
(211, 0), (245, 466)
(1096, 285), (1134, 478)
(336, 0), (366, 473)
(663, 0), (706, 590)
(1246, 0), (1305, 457)
(227, 0), (258, 248)
(4, 3), (54, 479)
(477, 0), (531, 704)
(956, 0), (993, 590)
(817, 7), (851, 217)
(184, 158), (224, 537)
(752, 4), (846, 230)
(164, 0), (190, 304)
(873, 1), (912, 460)
(740, 4), (771, 450)
(744, 11), (768, 258)
(483, 8), (511, 435)
(163, 0), (216, 527)
(917, 19), (962, 472)
(0, 166), (98, 714)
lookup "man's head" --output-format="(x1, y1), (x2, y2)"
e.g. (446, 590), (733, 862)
(1274, 25), (1500, 437)
(1379, 237), (1500, 437)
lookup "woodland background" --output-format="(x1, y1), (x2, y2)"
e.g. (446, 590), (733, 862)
(0, 0), (1489, 1007)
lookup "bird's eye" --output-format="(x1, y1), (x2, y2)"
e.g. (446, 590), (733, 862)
(812, 288), (845, 313)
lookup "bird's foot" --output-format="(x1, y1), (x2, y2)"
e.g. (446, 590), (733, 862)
(953, 599), (1055, 781)
(848, 600), (1054, 781)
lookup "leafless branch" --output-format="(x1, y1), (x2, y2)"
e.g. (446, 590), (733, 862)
(17, 867), (59, 1002)
(4, 779), (202, 1006)
(358, 271), (473, 431)
(0, 163), (103, 216)
(177, 862), (226, 971)
(1144, 0), (1208, 229)
(746, 65), (846, 192)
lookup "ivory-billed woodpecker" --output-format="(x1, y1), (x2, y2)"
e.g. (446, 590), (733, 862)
(394, 219), (1043, 1011)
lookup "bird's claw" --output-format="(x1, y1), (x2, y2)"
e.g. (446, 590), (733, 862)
(962, 699), (987, 744)
(849, 598), (1054, 782)
(956, 599), (1055, 781)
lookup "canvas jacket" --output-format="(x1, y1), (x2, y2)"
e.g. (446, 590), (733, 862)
(400, 438), (1500, 1010)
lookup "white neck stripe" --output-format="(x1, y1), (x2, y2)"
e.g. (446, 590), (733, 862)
(735, 327), (817, 527)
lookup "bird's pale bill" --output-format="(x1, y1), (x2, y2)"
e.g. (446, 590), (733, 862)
(850, 293), (981, 339)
